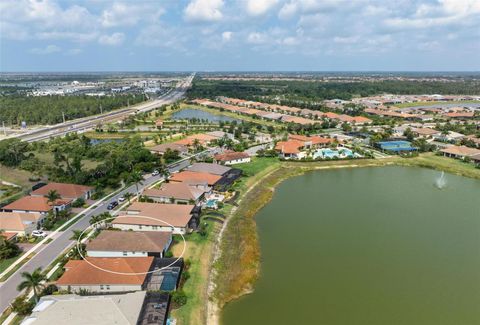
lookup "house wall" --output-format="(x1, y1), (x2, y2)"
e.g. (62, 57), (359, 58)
(147, 196), (197, 205)
(57, 284), (143, 293)
(87, 250), (150, 258)
(112, 223), (187, 235)
(218, 157), (251, 165)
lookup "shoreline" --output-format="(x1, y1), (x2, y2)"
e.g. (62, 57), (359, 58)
(206, 155), (480, 325)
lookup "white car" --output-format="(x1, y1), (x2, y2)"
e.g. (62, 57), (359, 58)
(31, 230), (47, 238)
(152, 170), (160, 176)
(118, 196), (126, 202)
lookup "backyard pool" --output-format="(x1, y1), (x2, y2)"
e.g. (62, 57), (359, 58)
(313, 147), (359, 159)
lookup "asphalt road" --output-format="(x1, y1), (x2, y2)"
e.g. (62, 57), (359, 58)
(15, 74), (194, 143)
(0, 152), (201, 313)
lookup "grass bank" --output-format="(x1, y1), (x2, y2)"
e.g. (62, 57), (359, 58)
(211, 154), (480, 313)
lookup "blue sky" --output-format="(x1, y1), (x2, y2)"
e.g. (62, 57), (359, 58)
(1, 0), (479, 72)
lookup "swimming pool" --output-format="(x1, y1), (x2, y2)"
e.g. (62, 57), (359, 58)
(160, 268), (180, 291)
(313, 148), (356, 159)
(205, 199), (218, 209)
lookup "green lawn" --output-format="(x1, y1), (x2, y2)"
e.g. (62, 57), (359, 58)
(0, 254), (23, 274)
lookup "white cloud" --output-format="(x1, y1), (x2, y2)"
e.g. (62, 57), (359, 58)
(30, 44), (61, 54)
(222, 31), (233, 41)
(278, 1), (298, 20)
(66, 48), (82, 55)
(101, 3), (164, 28)
(135, 24), (188, 52)
(36, 31), (99, 42)
(247, 32), (267, 44)
(184, 0), (224, 22)
(246, 0), (278, 16)
(98, 32), (125, 46)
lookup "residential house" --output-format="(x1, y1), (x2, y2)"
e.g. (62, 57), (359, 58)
(0, 212), (44, 236)
(112, 202), (199, 234)
(2, 196), (70, 215)
(142, 182), (210, 204)
(149, 143), (188, 156)
(174, 133), (217, 147)
(23, 292), (147, 325)
(440, 145), (480, 160)
(186, 162), (231, 176)
(463, 135), (480, 148)
(56, 257), (154, 293)
(411, 127), (441, 139)
(214, 151), (251, 165)
(169, 171), (222, 187)
(30, 182), (94, 201)
(86, 231), (172, 258)
(275, 134), (334, 159)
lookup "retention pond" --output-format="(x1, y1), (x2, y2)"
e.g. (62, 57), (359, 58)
(222, 166), (480, 325)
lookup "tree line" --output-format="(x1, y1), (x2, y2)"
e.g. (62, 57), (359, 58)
(187, 79), (480, 104)
(0, 94), (145, 126)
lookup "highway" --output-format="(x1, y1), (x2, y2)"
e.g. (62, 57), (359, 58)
(15, 73), (195, 143)
(0, 148), (210, 314)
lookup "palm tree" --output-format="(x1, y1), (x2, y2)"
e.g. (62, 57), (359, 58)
(17, 267), (46, 303)
(128, 170), (144, 195)
(45, 190), (61, 206)
(123, 192), (133, 204)
(70, 230), (85, 242)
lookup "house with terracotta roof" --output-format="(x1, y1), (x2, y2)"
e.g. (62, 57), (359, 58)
(411, 127), (441, 139)
(275, 134), (334, 159)
(440, 145), (480, 160)
(2, 196), (70, 215)
(56, 257), (154, 293)
(30, 182), (94, 201)
(143, 182), (210, 204)
(149, 143), (188, 156)
(174, 133), (217, 147)
(0, 211), (44, 236)
(186, 162), (232, 176)
(86, 231), (172, 258)
(214, 151), (251, 165)
(169, 171), (222, 186)
(112, 202), (198, 234)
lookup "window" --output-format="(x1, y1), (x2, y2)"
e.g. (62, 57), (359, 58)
(106, 285), (110, 290)
(100, 285), (104, 290)
(139, 225), (143, 229)
(123, 251), (127, 256)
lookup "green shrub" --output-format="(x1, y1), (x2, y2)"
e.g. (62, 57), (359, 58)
(11, 295), (35, 316)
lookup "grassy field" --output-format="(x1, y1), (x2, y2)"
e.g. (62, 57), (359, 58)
(170, 218), (222, 325)
(0, 254), (22, 274)
(393, 100), (480, 109)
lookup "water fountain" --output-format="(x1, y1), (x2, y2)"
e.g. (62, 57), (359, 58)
(435, 171), (447, 189)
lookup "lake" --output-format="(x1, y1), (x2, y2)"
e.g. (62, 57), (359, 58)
(171, 108), (240, 123)
(222, 166), (480, 325)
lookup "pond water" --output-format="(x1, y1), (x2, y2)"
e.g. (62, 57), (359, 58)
(171, 108), (240, 123)
(89, 138), (125, 145)
(222, 166), (480, 325)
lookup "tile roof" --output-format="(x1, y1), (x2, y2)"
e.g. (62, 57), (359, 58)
(30, 182), (93, 200)
(175, 134), (217, 146)
(170, 171), (222, 186)
(113, 202), (194, 228)
(87, 231), (171, 253)
(214, 151), (250, 162)
(149, 143), (188, 154)
(0, 212), (42, 232)
(3, 196), (70, 212)
(440, 145), (480, 157)
(143, 182), (208, 201)
(187, 162), (231, 175)
(56, 257), (154, 285)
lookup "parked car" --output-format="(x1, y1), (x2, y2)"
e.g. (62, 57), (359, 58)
(118, 196), (126, 202)
(152, 170), (160, 176)
(107, 201), (118, 210)
(31, 230), (47, 238)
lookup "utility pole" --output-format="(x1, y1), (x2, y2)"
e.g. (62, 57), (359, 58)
(2, 121), (6, 136)
(100, 104), (103, 114)
(62, 111), (66, 124)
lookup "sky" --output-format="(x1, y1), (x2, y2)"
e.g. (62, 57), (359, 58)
(0, 0), (479, 72)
